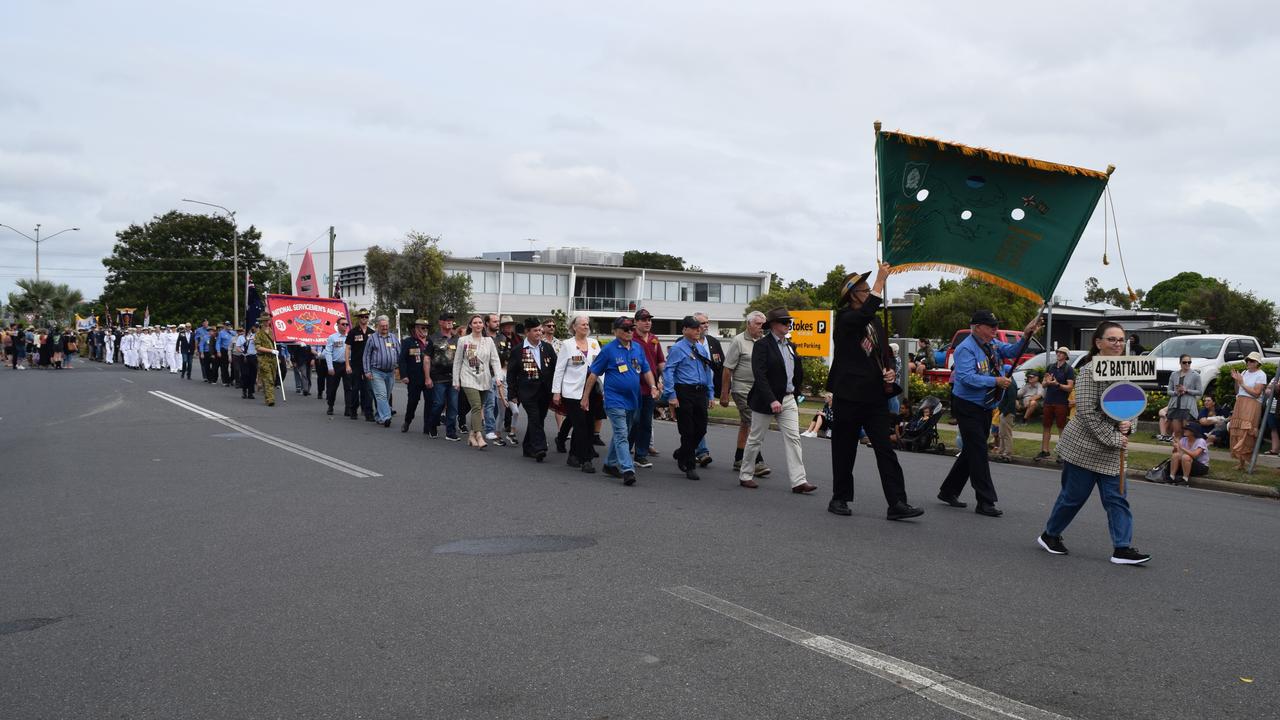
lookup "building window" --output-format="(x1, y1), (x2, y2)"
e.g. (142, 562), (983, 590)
(529, 273), (543, 296)
(514, 272), (529, 294)
(667, 281), (679, 301)
(707, 283), (721, 303)
(501, 272), (513, 294)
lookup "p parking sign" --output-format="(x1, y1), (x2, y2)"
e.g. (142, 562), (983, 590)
(788, 310), (832, 358)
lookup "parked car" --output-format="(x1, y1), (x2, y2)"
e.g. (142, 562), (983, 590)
(923, 328), (1044, 384)
(1140, 334), (1267, 394)
(1011, 350), (1089, 389)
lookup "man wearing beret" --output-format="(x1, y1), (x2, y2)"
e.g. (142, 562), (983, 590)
(937, 309), (1042, 517)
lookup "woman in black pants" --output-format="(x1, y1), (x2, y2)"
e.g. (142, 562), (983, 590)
(825, 262), (923, 521)
(551, 315), (602, 473)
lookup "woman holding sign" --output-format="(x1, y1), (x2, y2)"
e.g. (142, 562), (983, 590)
(1037, 321), (1150, 565)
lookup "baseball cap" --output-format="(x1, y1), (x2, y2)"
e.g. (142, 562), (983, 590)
(970, 310), (1000, 327)
(634, 308), (653, 320)
(614, 316), (636, 330)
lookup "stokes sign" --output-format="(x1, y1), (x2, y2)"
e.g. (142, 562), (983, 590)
(264, 294), (349, 346)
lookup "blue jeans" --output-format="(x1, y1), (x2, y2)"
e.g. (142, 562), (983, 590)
(370, 368), (394, 423)
(1045, 460), (1134, 548)
(429, 382), (459, 435)
(630, 395), (655, 460)
(483, 378), (499, 434)
(606, 406), (636, 473)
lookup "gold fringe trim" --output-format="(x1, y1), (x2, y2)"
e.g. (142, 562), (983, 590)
(889, 262), (1045, 303)
(881, 131), (1111, 181)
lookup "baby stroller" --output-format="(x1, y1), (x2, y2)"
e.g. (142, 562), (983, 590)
(897, 396), (945, 453)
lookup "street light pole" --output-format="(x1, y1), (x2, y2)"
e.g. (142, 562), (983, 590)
(182, 199), (238, 328)
(0, 223), (80, 282)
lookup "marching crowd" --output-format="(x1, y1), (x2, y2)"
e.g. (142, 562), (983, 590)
(19, 263), (1280, 566)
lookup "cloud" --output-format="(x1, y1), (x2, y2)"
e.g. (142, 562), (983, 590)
(501, 152), (638, 209)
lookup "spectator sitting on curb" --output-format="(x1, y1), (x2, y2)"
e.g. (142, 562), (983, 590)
(1170, 423), (1210, 485)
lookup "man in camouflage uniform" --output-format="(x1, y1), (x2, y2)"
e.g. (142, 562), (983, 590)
(255, 313), (278, 407)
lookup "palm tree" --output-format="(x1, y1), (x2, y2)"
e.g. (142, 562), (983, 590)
(6, 278), (84, 327)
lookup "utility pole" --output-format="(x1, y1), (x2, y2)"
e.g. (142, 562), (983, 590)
(0, 223), (79, 282)
(328, 226), (335, 297)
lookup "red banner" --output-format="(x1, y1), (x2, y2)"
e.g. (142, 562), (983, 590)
(265, 294), (349, 345)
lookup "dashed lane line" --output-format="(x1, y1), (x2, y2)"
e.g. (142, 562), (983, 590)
(149, 390), (382, 478)
(665, 585), (1071, 720)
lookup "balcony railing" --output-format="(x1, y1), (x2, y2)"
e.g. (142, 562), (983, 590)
(573, 296), (632, 312)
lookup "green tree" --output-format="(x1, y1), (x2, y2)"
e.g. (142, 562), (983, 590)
(623, 251), (685, 271)
(100, 211), (272, 325)
(1179, 284), (1279, 345)
(365, 231), (472, 322)
(811, 264), (848, 308)
(909, 277), (1038, 340)
(1084, 277), (1143, 309)
(5, 278), (84, 327)
(1143, 271), (1223, 313)
(254, 258), (291, 295)
(745, 287), (815, 317)
(548, 308), (570, 340)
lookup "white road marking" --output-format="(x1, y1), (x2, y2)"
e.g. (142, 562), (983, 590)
(665, 586), (1071, 720)
(149, 390), (382, 478)
(120, 377), (134, 384)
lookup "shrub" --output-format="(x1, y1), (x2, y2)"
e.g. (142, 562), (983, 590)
(1141, 391), (1168, 421)
(801, 356), (829, 396)
(907, 373), (952, 407)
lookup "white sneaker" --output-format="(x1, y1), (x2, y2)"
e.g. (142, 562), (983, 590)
(801, 431), (816, 438)
(485, 432), (498, 441)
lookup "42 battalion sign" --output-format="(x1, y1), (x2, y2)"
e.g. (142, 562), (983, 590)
(788, 310), (832, 358)
(1090, 356), (1156, 382)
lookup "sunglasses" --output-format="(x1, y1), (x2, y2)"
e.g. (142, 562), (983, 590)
(618, 325), (634, 332)
(1181, 360), (1192, 365)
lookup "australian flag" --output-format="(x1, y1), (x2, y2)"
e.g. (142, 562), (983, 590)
(245, 274), (265, 329)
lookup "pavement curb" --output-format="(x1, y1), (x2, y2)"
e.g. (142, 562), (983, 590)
(707, 417), (1280, 500)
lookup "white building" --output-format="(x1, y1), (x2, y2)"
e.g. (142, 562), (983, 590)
(288, 247), (769, 337)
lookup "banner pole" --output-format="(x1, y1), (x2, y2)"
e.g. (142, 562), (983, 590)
(277, 348), (287, 403)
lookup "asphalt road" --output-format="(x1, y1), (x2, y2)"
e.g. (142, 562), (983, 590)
(2, 364), (1278, 719)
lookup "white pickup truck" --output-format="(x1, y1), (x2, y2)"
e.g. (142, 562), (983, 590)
(1139, 334), (1268, 395)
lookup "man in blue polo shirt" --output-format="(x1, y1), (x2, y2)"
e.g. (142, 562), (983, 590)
(937, 309), (1043, 517)
(584, 315), (657, 486)
(215, 321), (235, 386)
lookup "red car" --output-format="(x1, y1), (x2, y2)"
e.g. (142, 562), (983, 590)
(923, 328), (1044, 384)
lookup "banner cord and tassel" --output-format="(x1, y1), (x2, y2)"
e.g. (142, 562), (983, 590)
(1104, 186), (1138, 303)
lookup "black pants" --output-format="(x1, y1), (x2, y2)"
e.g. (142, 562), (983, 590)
(314, 359), (328, 399)
(325, 368), (351, 411)
(347, 366), (372, 418)
(564, 397), (595, 462)
(200, 351), (212, 381)
(939, 395), (998, 506)
(402, 381), (430, 430)
(218, 350), (231, 384)
(240, 355), (258, 395)
(674, 384), (709, 468)
(231, 355), (243, 385)
(520, 395), (549, 455)
(831, 396), (908, 507)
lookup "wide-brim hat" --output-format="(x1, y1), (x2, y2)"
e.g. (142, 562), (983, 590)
(764, 307), (793, 325)
(259, 313), (273, 322)
(355, 309), (370, 318)
(413, 318), (430, 326)
(838, 270), (873, 304)
(1246, 351), (1263, 363)
(499, 314), (514, 325)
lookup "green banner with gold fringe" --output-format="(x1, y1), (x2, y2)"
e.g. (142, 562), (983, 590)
(877, 128), (1110, 303)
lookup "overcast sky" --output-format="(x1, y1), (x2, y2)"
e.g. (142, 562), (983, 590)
(2, 1), (1275, 310)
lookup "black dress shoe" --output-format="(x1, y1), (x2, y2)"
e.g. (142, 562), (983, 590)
(326, 408), (334, 415)
(937, 493), (967, 508)
(567, 456), (582, 468)
(580, 461), (596, 474)
(555, 438), (567, 454)
(975, 504), (1004, 517)
(534, 450), (546, 462)
(622, 470), (636, 486)
(887, 502), (925, 521)
(828, 499), (853, 516)
(401, 421), (410, 433)
(383, 419), (392, 428)
(685, 467), (700, 481)
(592, 434), (606, 447)
(603, 464), (622, 478)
